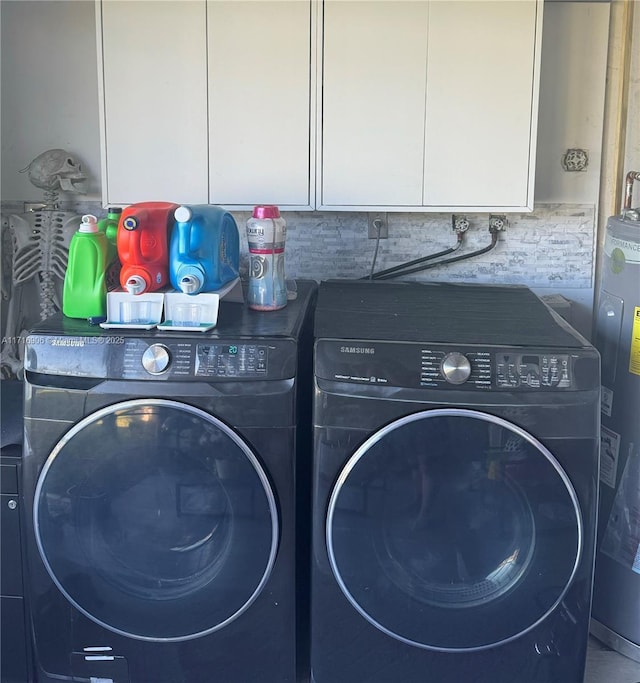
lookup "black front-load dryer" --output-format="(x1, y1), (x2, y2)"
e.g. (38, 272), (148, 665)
(311, 280), (600, 683)
(22, 280), (316, 683)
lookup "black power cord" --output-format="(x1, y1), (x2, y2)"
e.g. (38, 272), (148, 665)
(368, 218), (384, 280)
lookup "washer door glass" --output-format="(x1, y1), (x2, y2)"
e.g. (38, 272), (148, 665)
(35, 399), (278, 642)
(327, 409), (582, 651)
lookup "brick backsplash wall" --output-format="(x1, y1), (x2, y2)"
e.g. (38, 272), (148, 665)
(1, 201), (596, 341)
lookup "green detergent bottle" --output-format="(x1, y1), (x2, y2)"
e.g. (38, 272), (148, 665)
(98, 206), (122, 290)
(98, 206), (121, 263)
(63, 214), (108, 319)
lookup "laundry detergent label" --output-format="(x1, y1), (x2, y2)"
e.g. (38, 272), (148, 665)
(629, 307), (640, 376)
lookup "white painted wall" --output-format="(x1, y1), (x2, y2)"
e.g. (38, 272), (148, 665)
(534, 2), (610, 203)
(0, 0), (101, 200)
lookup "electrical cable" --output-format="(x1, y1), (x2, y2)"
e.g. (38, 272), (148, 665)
(369, 231), (464, 280)
(374, 228), (500, 280)
(368, 219), (383, 280)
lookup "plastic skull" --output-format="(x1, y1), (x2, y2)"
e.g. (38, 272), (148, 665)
(20, 149), (87, 193)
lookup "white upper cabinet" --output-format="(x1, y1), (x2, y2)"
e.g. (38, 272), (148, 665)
(320, 1), (429, 208)
(97, 0), (541, 212)
(97, 0), (209, 206)
(97, 0), (313, 209)
(208, 1), (313, 209)
(318, 0), (543, 212)
(423, 1), (540, 210)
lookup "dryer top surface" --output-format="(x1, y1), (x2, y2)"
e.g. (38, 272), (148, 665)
(314, 280), (590, 349)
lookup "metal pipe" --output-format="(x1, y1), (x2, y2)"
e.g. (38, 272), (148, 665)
(623, 170), (640, 210)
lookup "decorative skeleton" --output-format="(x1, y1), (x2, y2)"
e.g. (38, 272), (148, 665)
(1, 149), (87, 378)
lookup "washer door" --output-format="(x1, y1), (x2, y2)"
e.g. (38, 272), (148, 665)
(34, 399), (278, 642)
(327, 408), (582, 651)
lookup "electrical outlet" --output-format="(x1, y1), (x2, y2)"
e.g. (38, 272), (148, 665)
(368, 213), (388, 239)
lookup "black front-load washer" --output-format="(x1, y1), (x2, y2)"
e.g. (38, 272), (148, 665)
(311, 280), (600, 683)
(22, 280), (316, 683)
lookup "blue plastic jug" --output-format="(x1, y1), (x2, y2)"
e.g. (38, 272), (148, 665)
(169, 205), (240, 295)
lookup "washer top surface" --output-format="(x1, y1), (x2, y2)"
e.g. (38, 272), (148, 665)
(314, 280), (587, 348)
(31, 279), (316, 342)
(24, 281), (316, 382)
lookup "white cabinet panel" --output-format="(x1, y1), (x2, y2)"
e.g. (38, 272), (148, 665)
(208, 1), (312, 209)
(98, 0), (541, 212)
(320, 0), (542, 212)
(423, 1), (540, 209)
(98, 0), (312, 209)
(98, 0), (208, 205)
(320, 1), (429, 208)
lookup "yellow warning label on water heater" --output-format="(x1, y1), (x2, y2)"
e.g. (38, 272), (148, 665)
(630, 307), (640, 376)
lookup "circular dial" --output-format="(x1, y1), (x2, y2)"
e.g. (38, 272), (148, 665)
(142, 344), (171, 375)
(441, 352), (472, 385)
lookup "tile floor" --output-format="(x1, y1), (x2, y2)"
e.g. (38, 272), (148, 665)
(585, 636), (640, 683)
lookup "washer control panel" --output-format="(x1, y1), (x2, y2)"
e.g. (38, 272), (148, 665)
(315, 340), (589, 391)
(24, 331), (299, 382)
(123, 340), (270, 379)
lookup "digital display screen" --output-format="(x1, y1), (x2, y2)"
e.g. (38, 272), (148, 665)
(194, 343), (267, 377)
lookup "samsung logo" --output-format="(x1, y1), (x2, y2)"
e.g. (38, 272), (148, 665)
(51, 338), (85, 347)
(340, 346), (375, 355)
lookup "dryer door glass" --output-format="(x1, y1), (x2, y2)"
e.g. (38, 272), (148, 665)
(34, 399), (278, 641)
(326, 408), (582, 651)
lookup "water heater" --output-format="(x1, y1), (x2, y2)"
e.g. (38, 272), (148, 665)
(591, 170), (640, 662)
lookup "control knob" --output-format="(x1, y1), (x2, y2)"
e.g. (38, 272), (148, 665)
(142, 344), (171, 375)
(441, 352), (472, 385)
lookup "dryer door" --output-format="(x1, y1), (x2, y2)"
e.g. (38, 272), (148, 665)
(326, 408), (582, 651)
(34, 399), (278, 642)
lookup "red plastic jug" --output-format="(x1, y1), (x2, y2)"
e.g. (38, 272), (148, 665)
(117, 201), (179, 294)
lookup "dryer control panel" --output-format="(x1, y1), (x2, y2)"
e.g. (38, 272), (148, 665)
(421, 349), (571, 389)
(315, 340), (599, 391)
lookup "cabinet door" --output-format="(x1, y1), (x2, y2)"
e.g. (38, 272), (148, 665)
(319, 0), (541, 212)
(208, 0), (313, 209)
(319, 1), (429, 209)
(423, 1), (540, 210)
(98, 0), (208, 205)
